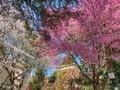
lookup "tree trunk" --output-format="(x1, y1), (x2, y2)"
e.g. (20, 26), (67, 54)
(93, 83), (100, 90)
(92, 64), (100, 90)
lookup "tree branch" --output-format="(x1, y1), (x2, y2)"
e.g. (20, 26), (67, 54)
(70, 54), (93, 84)
(4, 43), (35, 59)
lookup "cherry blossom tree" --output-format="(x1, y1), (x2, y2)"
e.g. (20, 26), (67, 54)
(36, 0), (120, 90)
(0, 5), (36, 89)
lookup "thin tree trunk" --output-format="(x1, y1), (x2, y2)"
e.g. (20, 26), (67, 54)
(93, 83), (100, 90)
(92, 64), (100, 90)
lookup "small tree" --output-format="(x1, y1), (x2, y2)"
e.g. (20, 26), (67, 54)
(32, 68), (45, 90)
(32, 57), (49, 90)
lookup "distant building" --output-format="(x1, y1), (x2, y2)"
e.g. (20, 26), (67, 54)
(43, 77), (49, 85)
(42, 55), (81, 90)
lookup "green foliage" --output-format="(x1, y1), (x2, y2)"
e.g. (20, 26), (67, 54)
(81, 85), (92, 90)
(32, 62), (47, 90)
(31, 56), (49, 89)
(100, 68), (107, 78)
(32, 76), (42, 90)
(36, 67), (45, 82)
(113, 61), (120, 83)
(49, 75), (56, 83)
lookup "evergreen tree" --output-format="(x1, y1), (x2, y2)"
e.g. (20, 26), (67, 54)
(32, 67), (46, 90)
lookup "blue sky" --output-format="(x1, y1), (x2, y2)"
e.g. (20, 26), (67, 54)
(46, 53), (66, 77)
(45, 53), (81, 77)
